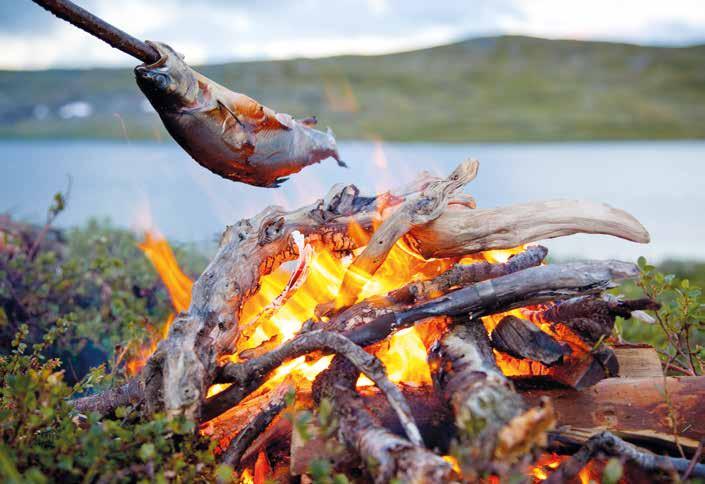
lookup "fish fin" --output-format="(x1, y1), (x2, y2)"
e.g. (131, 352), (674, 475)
(299, 115), (318, 127)
(266, 177), (289, 188)
(217, 101), (255, 151)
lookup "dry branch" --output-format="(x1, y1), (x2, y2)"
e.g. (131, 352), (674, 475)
(527, 295), (660, 344)
(312, 357), (453, 483)
(408, 199), (650, 259)
(387, 244), (548, 305)
(331, 159), (479, 311)
(546, 431), (705, 482)
(430, 321), (555, 477)
(72, 379), (144, 416)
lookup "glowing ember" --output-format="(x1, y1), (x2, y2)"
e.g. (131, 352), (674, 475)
(527, 453), (592, 483)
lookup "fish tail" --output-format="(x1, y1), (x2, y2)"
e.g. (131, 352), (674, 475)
(326, 127), (347, 167)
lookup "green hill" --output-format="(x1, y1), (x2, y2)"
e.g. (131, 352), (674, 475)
(1, 35), (704, 142)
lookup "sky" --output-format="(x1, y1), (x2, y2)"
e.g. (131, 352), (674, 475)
(2, 0), (705, 70)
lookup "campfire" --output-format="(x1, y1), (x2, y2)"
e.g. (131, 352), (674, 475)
(73, 159), (704, 482)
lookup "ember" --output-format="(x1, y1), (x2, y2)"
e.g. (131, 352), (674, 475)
(74, 160), (705, 483)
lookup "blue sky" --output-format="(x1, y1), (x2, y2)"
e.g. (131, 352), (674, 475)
(2, 0), (704, 69)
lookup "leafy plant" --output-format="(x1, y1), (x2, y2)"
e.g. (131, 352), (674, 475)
(616, 257), (705, 375)
(0, 322), (222, 483)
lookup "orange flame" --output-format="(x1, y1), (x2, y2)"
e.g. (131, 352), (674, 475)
(127, 231), (194, 376)
(528, 453), (591, 483)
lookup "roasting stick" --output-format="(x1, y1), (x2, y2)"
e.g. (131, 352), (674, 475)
(30, 0), (159, 63)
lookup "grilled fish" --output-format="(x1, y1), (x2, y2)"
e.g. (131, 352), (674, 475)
(135, 41), (344, 188)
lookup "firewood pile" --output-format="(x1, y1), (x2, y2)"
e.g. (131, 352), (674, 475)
(73, 160), (705, 482)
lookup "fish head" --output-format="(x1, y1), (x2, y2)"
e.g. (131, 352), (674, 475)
(135, 41), (198, 110)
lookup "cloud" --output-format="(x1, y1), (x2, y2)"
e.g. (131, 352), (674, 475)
(1, 0), (703, 69)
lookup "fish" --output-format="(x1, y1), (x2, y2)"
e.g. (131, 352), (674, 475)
(134, 41), (345, 188)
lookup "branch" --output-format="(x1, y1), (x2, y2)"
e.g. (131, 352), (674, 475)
(208, 331), (423, 446)
(546, 431), (705, 482)
(31, 0), (159, 62)
(312, 357), (452, 483)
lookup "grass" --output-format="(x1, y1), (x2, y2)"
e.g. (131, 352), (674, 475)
(1, 35), (704, 142)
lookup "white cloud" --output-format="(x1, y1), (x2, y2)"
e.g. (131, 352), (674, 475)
(2, 0), (703, 70)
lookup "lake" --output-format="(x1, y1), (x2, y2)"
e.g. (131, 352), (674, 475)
(1, 139), (704, 262)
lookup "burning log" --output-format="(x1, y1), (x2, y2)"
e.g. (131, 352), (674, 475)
(387, 244), (548, 305)
(429, 321), (555, 478)
(344, 260), (639, 347)
(490, 315), (571, 366)
(527, 295), (661, 344)
(311, 356), (453, 483)
(545, 431), (705, 482)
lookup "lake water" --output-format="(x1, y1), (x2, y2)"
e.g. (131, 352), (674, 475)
(1, 139), (704, 262)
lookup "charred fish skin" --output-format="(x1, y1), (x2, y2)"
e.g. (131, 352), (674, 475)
(134, 41), (344, 188)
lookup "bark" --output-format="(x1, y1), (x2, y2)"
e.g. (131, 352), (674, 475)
(490, 315), (571, 366)
(330, 159), (479, 311)
(408, 199), (650, 259)
(545, 431), (705, 482)
(312, 356), (453, 483)
(429, 321), (555, 478)
(526, 295), (660, 344)
(219, 378), (294, 468)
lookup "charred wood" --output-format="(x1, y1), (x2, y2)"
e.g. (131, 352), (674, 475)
(387, 244), (548, 305)
(546, 431), (705, 483)
(491, 315), (571, 366)
(209, 331), (422, 445)
(528, 295), (660, 344)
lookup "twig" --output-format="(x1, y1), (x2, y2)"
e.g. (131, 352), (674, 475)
(683, 439), (705, 481)
(546, 431), (705, 483)
(31, 0), (159, 63)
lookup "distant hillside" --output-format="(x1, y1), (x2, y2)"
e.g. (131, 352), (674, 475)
(1, 35), (704, 142)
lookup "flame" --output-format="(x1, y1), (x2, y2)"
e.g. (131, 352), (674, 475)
(138, 231), (193, 313)
(127, 231), (194, 375)
(527, 453), (591, 483)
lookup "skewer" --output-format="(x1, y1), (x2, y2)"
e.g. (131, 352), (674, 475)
(31, 0), (159, 63)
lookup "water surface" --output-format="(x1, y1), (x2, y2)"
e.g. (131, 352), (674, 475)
(1, 139), (703, 262)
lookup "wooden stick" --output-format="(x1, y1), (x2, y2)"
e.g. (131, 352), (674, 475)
(546, 431), (705, 482)
(31, 0), (159, 63)
(209, 331), (423, 446)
